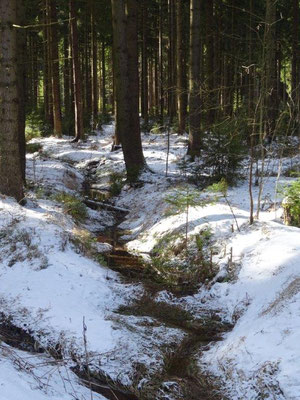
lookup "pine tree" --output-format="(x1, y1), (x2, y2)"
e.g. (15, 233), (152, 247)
(188, 0), (202, 158)
(69, 0), (84, 142)
(111, 0), (145, 182)
(0, 0), (24, 201)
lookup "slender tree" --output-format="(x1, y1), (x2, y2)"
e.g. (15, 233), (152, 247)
(48, 0), (63, 137)
(206, 0), (215, 125)
(264, 0), (277, 138)
(91, 0), (99, 126)
(158, 0), (164, 125)
(188, 0), (202, 158)
(101, 40), (107, 114)
(168, 0), (176, 123)
(292, 0), (299, 132)
(176, 0), (187, 134)
(63, 35), (71, 118)
(17, 0), (26, 182)
(69, 0), (84, 141)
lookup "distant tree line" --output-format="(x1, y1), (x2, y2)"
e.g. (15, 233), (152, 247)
(0, 0), (299, 198)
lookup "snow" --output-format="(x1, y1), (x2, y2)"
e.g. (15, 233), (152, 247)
(0, 344), (106, 400)
(197, 220), (300, 399)
(1, 124), (300, 398)
(0, 196), (183, 391)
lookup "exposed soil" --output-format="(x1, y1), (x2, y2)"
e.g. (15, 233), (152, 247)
(0, 171), (232, 400)
(82, 176), (232, 399)
(115, 296), (230, 399)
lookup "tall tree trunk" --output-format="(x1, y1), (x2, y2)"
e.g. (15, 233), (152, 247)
(213, 4), (221, 120)
(49, 0), (62, 137)
(101, 41), (107, 114)
(0, 0), (24, 201)
(127, 0), (141, 153)
(264, 0), (277, 138)
(111, 0), (145, 182)
(292, 0), (300, 133)
(63, 35), (71, 116)
(206, 0), (215, 125)
(91, 1), (98, 127)
(45, 1), (54, 128)
(112, 42), (121, 146)
(154, 50), (159, 118)
(84, 8), (92, 124)
(176, 0), (186, 133)
(168, 0), (176, 123)
(42, 7), (51, 125)
(141, 1), (149, 127)
(248, 0), (254, 120)
(69, 0), (84, 141)
(31, 34), (38, 109)
(159, 0), (164, 125)
(149, 58), (154, 114)
(17, 0), (26, 182)
(188, 0), (202, 158)
(292, 0), (299, 102)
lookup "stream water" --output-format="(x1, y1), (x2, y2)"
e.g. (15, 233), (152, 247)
(94, 213), (230, 399)
(0, 167), (229, 400)
(81, 166), (231, 399)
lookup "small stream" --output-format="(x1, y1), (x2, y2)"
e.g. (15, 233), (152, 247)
(92, 216), (230, 399)
(81, 166), (231, 399)
(0, 165), (230, 400)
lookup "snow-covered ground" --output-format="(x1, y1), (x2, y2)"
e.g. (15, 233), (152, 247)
(0, 343), (107, 400)
(0, 124), (299, 399)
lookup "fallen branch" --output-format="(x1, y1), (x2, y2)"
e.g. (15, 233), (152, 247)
(84, 198), (129, 213)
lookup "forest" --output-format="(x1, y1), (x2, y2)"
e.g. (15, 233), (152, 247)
(0, 0), (300, 399)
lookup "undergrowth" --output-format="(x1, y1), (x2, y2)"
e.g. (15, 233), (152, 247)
(109, 172), (125, 196)
(282, 178), (300, 227)
(53, 192), (87, 222)
(150, 227), (217, 293)
(26, 143), (42, 154)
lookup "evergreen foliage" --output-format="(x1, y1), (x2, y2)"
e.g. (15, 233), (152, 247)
(282, 179), (300, 227)
(53, 192), (87, 222)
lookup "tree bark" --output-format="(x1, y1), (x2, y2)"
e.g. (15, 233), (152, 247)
(127, 0), (141, 147)
(141, 1), (149, 127)
(188, 0), (202, 158)
(206, 0), (215, 124)
(17, 0), (26, 182)
(45, 1), (54, 127)
(91, 1), (98, 126)
(292, 0), (300, 131)
(84, 7), (92, 123)
(0, 0), (24, 201)
(111, 0), (145, 181)
(101, 41), (107, 114)
(264, 0), (277, 138)
(63, 35), (71, 117)
(42, 6), (51, 125)
(49, 0), (62, 137)
(159, 0), (164, 125)
(69, 0), (84, 141)
(176, 0), (186, 133)
(112, 42), (121, 147)
(168, 0), (176, 123)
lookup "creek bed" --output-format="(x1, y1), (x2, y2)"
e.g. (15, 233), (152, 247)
(80, 175), (232, 398)
(95, 223), (231, 399)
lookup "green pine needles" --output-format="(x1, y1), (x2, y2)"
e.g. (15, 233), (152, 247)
(207, 178), (240, 232)
(165, 187), (211, 256)
(282, 179), (300, 227)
